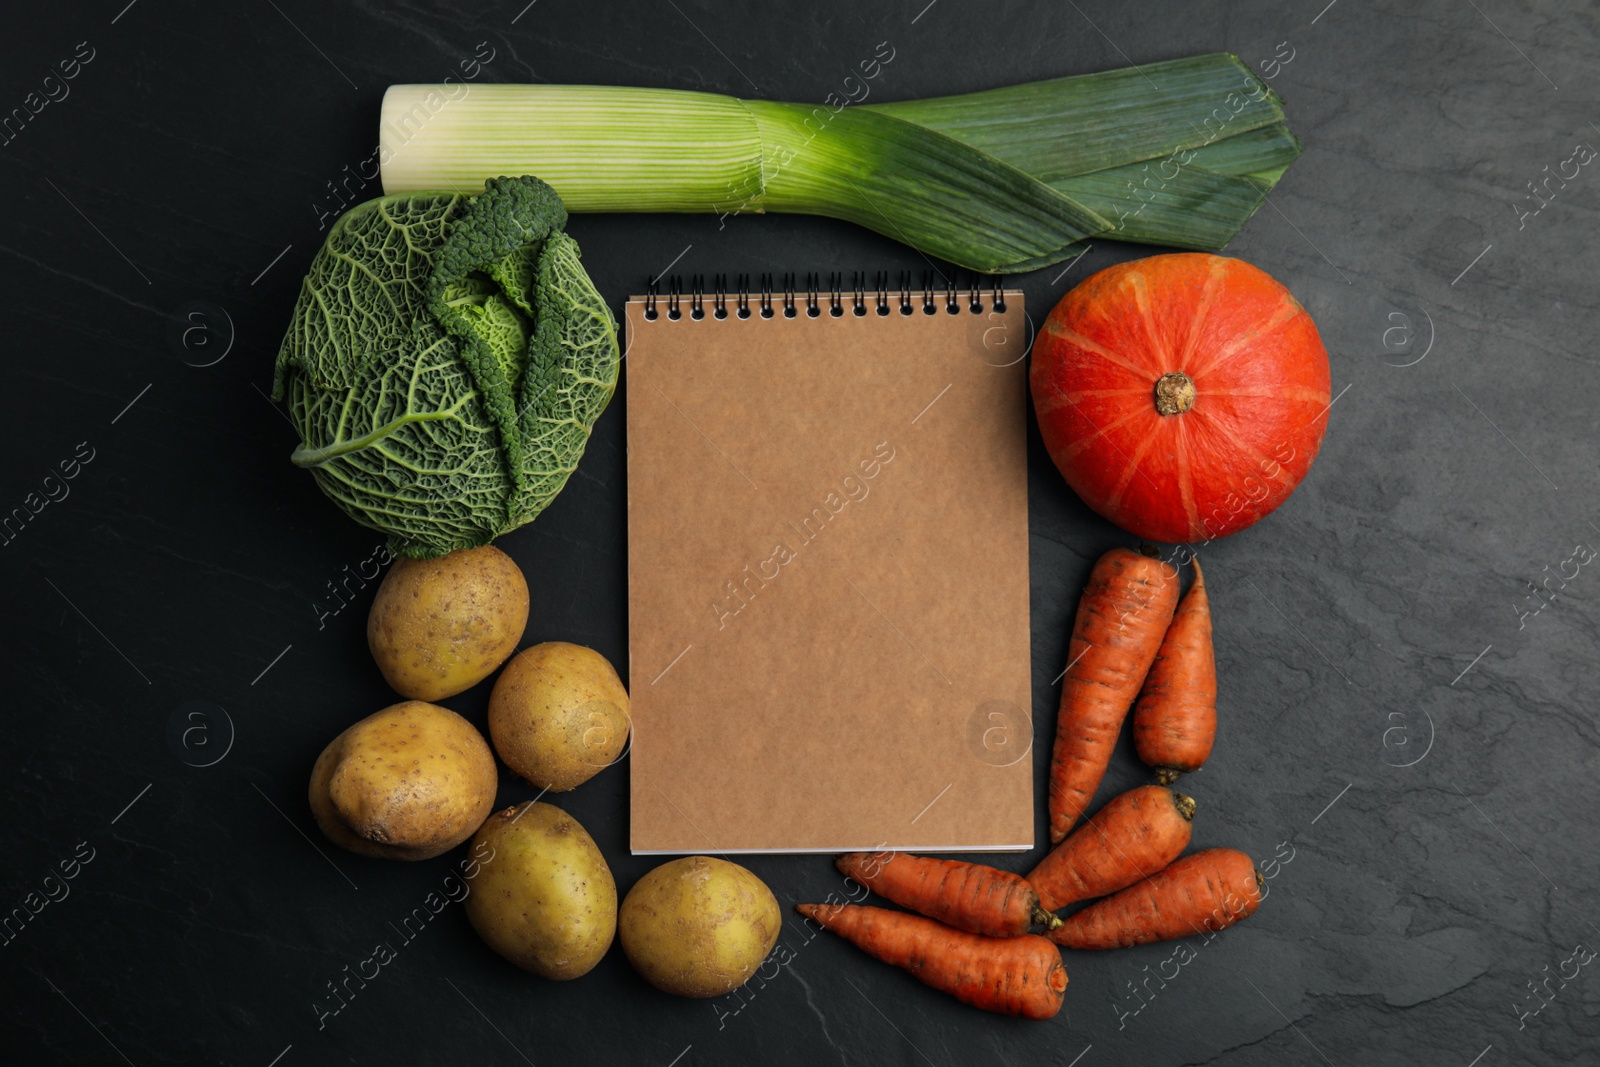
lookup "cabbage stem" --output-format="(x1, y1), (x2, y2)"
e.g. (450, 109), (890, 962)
(288, 396), (476, 469)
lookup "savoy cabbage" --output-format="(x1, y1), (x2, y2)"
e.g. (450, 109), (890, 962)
(272, 176), (618, 557)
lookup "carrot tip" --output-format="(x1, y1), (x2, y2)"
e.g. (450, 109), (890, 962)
(1032, 904), (1063, 931)
(1155, 768), (1182, 786)
(1049, 964), (1069, 994)
(1172, 792), (1197, 821)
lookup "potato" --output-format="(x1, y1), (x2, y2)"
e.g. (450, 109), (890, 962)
(368, 545), (529, 701)
(619, 856), (780, 997)
(488, 642), (631, 791)
(309, 701), (497, 861)
(464, 802), (616, 979)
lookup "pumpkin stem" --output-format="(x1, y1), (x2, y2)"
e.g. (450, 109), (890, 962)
(1153, 371), (1196, 415)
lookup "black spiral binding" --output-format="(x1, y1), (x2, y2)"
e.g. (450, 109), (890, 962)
(643, 271), (1006, 320)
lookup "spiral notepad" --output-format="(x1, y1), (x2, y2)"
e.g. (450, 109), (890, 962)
(626, 274), (1032, 854)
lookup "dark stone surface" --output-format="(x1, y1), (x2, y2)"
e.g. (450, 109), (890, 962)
(2, 1), (1595, 1064)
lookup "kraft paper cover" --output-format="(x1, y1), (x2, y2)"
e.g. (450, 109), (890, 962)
(625, 292), (1032, 853)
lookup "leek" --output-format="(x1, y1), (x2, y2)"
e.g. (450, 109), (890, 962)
(378, 53), (1301, 274)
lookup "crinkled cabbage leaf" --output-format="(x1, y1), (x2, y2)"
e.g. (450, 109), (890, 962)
(272, 176), (618, 557)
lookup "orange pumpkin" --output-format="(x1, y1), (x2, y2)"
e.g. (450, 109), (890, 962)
(1031, 254), (1331, 543)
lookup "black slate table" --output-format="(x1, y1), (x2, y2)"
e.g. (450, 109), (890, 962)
(3, 2), (1595, 1065)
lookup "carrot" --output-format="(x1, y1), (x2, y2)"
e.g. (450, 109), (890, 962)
(1049, 848), (1263, 950)
(1132, 557), (1217, 783)
(1048, 546), (1180, 842)
(1026, 784), (1195, 913)
(837, 852), (1059, 937)
(796, 902), (1068, 1019)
